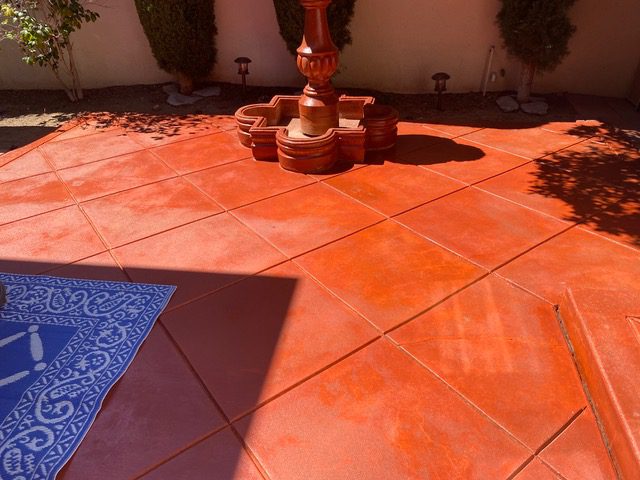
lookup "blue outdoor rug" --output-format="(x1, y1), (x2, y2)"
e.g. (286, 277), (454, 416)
(0, 274), (175, 480)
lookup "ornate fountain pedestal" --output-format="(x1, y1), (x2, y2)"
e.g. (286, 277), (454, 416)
(235, 0), (398, 174)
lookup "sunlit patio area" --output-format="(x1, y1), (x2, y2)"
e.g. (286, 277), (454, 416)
(1, 94), (638, 479)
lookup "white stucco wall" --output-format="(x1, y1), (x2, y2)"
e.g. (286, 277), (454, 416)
(334, 0), (640, 97)
(0, 0), (172, 90)
(0, 0), (638, 98)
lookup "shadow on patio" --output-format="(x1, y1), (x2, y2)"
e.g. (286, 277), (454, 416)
(532, 124), (639, 247)
(1, 260), (300, 479)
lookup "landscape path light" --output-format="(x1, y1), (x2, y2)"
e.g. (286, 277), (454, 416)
(235, 57), (252, 94)
(432, 72), (450, 111)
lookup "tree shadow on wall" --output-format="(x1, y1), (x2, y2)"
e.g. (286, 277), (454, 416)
(530, 125), (639, 247)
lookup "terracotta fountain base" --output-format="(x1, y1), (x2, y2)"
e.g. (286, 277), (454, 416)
(235, 95), (398, 174)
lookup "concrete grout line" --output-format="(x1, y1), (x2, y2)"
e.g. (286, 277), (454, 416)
(534, 407), (586, 456)
(0, 162), (57, 187)
(228, 424), (272, 480)
(72, 173), (181, 204)
(181, 168), (316, 214)
(228, 337), (381, 426)
(470, 181), (581, 225)
(123, 124), (229, 151)
(505, 454), (536, 480)
(383, 271), (493, 336)
(0, 203), (77, 230)
(491, 272), (557, 306)
(489, 222), (580, 274)
(157, 256), (293, 315)
(574, 221), (640, 254)
(290, 257), (386, 335)
(456, 127), (594, 163)
(535, 457), (572, 480)
(226, 193), (388, 263)
(155, 320), (232, 426)
(388, 215), (491, 270)
(421, 156), (533, 186)
(392, 338), (535, 454)
(553, 303), (625, 480)
(39, 144), (109, 248)
(130, 423), (230, 480)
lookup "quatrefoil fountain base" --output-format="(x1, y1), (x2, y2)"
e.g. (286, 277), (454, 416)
(234, 0), (398, 174)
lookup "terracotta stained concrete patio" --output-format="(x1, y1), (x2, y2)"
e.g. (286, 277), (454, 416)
(1, 100), (638, 479)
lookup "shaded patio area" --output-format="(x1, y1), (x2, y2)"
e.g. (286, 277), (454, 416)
(1, 96), (638, 479)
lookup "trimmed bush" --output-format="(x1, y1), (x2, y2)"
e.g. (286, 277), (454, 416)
(134, 0), (217, 94)
(497, 0), (577, 102)
(273, 0), (356, 55)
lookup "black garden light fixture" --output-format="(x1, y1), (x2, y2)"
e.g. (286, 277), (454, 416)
(432, 72), (450, 111)
(235, 57), (252, 94)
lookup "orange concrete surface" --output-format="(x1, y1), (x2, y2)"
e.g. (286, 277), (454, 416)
(1, 105), (637, 479)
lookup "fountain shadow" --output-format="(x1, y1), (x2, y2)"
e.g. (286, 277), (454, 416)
(365, 135), (485, 167)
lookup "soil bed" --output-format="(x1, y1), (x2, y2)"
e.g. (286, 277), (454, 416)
(0, 82), (577, 153)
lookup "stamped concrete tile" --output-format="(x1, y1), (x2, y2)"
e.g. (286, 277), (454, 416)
(58, 150), (176, 202)
(476, 161), (600, 222)
(296, 221), (485, 330)
(41, 129), (143, 169)
(0, 149), (52, 184)
(391, 275), (586, 449)
(163, 262), (377, 419)
(418, 139), (530, 184)
(59, 327), (224, 480)
(152, 131), (251, 174)
(113, 213), (286, 308)
(82, 177), (222, 247)
(393, 122), (454, 156)
(540, 409), (617, 480)
(513, 459), (562, 479)
(497, 227), (640, 304)
(141, 429), (264, 480)
(237, 341), (529, 479)
(125, 114), (222, 148)
(233, 183), (383, 257)
(420, 122), (483, 137)
(326, 162), (464, 216)
(462, 127), (581, 159)
(186, 158), (314, 210)
(397, 137), (519, 185)
(0, 206), (105, 274)
(0, 172), (73, 225)
(397, 187), (568, 269)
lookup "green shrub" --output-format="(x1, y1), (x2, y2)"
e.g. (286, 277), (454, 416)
(273, 0), (356, 55)
(497, 0), (577, 102)
(134, 0), (217, 94)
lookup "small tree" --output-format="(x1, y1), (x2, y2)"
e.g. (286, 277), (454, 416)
(497, 0), (577, 103)
(273, 0), (356, 55)
(0, 0), (99, 102)
(134, 0), (217, 95)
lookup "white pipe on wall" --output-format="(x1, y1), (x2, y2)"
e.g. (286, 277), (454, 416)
(482, 45), (495, 96)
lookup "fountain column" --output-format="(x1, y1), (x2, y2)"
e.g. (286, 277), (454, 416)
(296, 0), (340, 136)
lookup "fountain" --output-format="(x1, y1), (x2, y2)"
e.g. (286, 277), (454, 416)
(235, 0), (399, 173)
